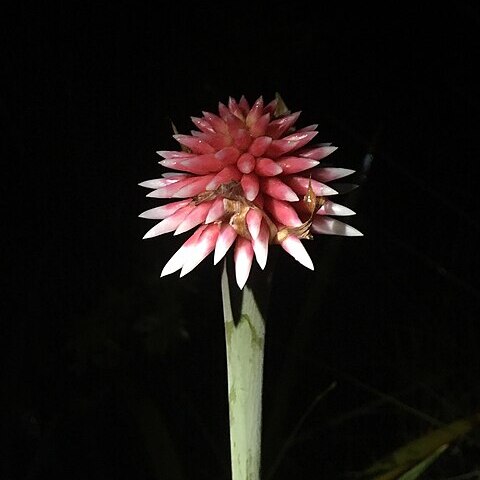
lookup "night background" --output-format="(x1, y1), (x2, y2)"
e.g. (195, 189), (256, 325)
(3, 3), (480, 479)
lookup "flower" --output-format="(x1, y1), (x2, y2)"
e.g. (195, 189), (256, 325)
(139, 95), (362, 289)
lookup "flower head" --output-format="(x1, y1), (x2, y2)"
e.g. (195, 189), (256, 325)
(140, 95), (362, 289)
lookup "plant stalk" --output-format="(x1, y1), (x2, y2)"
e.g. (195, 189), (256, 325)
(221, 260), (266, 480)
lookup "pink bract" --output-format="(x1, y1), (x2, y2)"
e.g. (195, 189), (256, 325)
(140, 95), (362, 289)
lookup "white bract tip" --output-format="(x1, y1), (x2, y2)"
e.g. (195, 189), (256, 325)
(281, 235), (314, 270)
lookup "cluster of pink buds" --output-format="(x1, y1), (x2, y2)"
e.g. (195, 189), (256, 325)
(140, 95), (362, 288)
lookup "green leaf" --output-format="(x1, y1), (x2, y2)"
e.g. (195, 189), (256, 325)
(396, 444), (447, 480)
(361, 412), (480, 480)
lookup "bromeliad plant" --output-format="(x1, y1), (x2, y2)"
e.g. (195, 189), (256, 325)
(140, 94), (361, 479)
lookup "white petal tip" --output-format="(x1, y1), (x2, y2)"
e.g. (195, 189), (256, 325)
(253, 244), (268, 270)
(296, 253), (314, 271)
(160, 267), (173, 277)
(281, 236), (315, 270)
(342, 225), (364, 236)
(213, 249), (226, 265)
(287, 193), (300, 202)
(236, 277), (247, 290)
(180, 259), (204, 277)
(313, 217), (364, 236)
(250, 230), (260, 241)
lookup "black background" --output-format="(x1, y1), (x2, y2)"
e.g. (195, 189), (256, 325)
(3, 3), (480, 479)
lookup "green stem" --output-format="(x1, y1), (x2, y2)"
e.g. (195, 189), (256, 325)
(221, 260), (266, 480)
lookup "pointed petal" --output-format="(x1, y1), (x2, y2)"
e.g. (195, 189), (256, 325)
(283, 130), (318, 144)
(214, 224), (237, 264)
(263, 98), (278, 115)
(261, 178), (299, 202)
(158, 159), (192, 171)
(249, 113), (270, 137)
(218, 102), (230, 119)
(252, 221), (269, 269)
(138, 178), (180, 189)
(281, 235), (314, 270)
(173, 134), (216, 154)
(298, 145), (337, 160)
(206, 166), (242, 190)
(311, 167), (355, 182)
(264, 197), (302, 227)
(255, 157), (283, 176)
(192, 131), (231, 150)
(180, 224), (220, 276)
(234, 237), (254, 289)
(172, 174), (216, 198)
(202, 111), (228, 134)
(191, 117), (215, 133)
(142, 205), (194, 239)
(285, 176), (338, 196)
(139, 199), (191, 219)
(245, 96), (264, 127)
(296, 124), (318, 132)
(156, 150), (196, 159)
(275, 156), (319, 174)
(205, 196), (226, 223)
(174, 201), (213, 235)
(246, 208), (263, 239)
(241, 173), (260, 201)
(317, 200), (356, 216)
(265, 131), (318, 158)
(265, 111), (301, 139)
(215, 146), (241, 165)
(161, 172), (191, 178)
(311, 217), (363, 236)
(225, 111), (245, 131)
(248, 136), (272, 157)
(238, 95), (250, 115)
(228, 96), (245, 120)
(160, 226), (207, 277)
(178, 154), (223, 174)
(147, 176), (199, 198)
(264, 139), (297, 158)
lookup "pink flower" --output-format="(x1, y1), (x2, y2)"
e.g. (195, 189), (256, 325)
(140, 95), (362, 289)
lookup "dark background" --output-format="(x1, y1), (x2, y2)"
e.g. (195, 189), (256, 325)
(3, 3), (480, 479)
